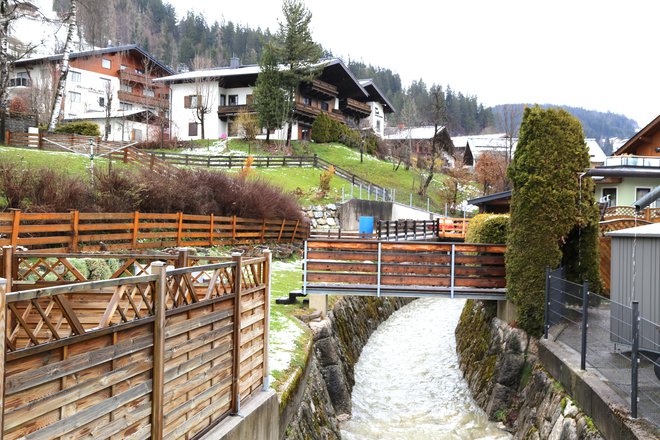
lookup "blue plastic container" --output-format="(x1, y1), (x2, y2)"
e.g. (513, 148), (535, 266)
(359, 216), (374, 237)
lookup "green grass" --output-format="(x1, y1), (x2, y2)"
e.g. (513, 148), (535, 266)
(0, 146), (124, 180)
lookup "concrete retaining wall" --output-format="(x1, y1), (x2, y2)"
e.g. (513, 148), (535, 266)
(199, 390), (279, 440)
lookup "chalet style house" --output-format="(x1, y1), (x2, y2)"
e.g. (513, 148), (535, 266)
(9, 45), (174, 142)
(587, 115), (660, 208)
(157, 58), (395, 141)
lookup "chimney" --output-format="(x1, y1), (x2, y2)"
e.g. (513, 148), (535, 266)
(107, 40), (112, 48)
(230, 56), (240, 68)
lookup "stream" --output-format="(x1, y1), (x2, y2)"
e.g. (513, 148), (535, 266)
(340, 298), (511, 440)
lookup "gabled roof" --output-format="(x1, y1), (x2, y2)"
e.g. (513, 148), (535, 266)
(358, 79), (396, 113)
(14, 44), (174, 75)
(585, 138), (606, 163)
(155, 64), (260, 83)
(467, 190), (512, 206)
(384, 126), (445, 140)
(613, 114), (660, 155)
(466, 134), (517, 160)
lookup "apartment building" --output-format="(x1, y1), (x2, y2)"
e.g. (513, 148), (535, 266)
(157, 58), (395, 141)
(9, 45), (174, 142)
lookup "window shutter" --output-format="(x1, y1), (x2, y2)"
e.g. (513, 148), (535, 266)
(184, 95), (191, 108)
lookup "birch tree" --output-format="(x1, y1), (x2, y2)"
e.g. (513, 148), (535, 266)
(419, 86), (453, 196)
(191, 54), (214, 140)
(48, 0), (77, 131)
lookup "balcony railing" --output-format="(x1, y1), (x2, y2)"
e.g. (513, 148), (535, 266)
(217, 104), (254, 117)
(604, 156), (660, 168)
(339, 98), (371, 117)
(294, 102), (344, 123)
(300, 79), (338, 99)
(117, 90), (168, 109)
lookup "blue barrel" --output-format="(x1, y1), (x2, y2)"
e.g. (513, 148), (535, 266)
(359, 216), (374, 237)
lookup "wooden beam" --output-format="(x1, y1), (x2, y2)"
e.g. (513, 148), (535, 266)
(231, 253), (242, 414)
(151, 262), (167, 440)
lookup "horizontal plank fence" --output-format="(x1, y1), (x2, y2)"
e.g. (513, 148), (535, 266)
(0, 210), (308, 252)
(5, 131), (136, 155)
(0, 246), (271, 440)
(303, 239), (506, 299)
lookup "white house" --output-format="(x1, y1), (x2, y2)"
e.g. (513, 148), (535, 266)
(157, 58), (395, 141)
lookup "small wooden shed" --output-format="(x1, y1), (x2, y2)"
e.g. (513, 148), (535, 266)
(607, 223), (660, 353)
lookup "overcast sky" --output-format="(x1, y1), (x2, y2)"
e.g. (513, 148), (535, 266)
(168, 0), (658, 128)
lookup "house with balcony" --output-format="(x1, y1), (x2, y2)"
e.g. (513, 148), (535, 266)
(9, 45), (173, 142)
(156, 58), (395, 141)
(587, 114), (660, 210)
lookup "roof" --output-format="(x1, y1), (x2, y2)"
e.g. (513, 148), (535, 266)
(154, 64), (261, 83)
(63, 109), (157, 121)
(614, 114), (660, 155)
(384, 126), (445, 140)
(358, 79), (396, 113)
(14, 44), (174, 75)
(467, 134), (517, 160)
(586, 167), (660, 178)
(585, 138), (606, 163)
(467, 190), (512, 206)
(607, 222), (660, 238)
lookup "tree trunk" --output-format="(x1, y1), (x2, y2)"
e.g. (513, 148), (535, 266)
(286, 121), (292, 146)
(49, 0), (77, 131)
(0, 0), (10, 142)
(265, 130), (270, 144)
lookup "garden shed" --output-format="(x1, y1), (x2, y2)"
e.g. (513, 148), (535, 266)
(607, 222), (660, 353)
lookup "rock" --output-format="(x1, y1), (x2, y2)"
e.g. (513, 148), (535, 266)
(548, 416), (578, 440)
(310, 319), (333, 340)
(496, 353), (525, 387)
(327, 204), (337, 211)
(326, 217), (336, 226)
(486, 383), (514, 418)
(314, 211), (324, 219)
(317, 218), (327, 226)
(311, 219), (318, 228)
(563, 400), (579, 418)
(320, 364), (352, 415)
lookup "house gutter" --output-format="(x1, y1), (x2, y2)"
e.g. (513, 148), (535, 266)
(586, 168), (660, 178)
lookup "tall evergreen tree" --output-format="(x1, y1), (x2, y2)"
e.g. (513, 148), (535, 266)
(254, 44), (286, 144)
(274, 0), (323, 145)
(506, 107), (602, 335)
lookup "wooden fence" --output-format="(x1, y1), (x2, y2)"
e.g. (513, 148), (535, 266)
(0, 246), (271, 440)
(5, 131), (135, 155)
(602, 206), (660, 222)
(303, 239), (506, 299)
(0, 210), (308, 252)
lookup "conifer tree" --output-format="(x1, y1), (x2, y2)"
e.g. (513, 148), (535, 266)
(506, 106), (601, 335)
(274, 0), (323, 145)
(253, 44), (286, 144)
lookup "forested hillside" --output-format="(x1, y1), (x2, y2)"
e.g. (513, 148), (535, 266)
(52, 0), (637, 140)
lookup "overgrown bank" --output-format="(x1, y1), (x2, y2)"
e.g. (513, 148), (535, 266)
(280, 296), (411, 439)
(455, 300), (602, 440)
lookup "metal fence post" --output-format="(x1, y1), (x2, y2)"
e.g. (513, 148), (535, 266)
(580, 280), (589, 370)
(450, 244), (455, 299)
(631, 300), (639, 418)
(544, 266), (550, 339)
(376, 242), (382, 297)
(302, 242), (308, 296)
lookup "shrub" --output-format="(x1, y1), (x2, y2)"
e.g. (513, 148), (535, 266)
(319, 165), (335, 192)
(465, 214), (509, 244)
(54, 121), (100, 137)
(240, 155), (255, 178)
(95, 169), (145, 212)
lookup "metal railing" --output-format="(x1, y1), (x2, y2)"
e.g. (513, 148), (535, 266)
(544, 267), (660, 426)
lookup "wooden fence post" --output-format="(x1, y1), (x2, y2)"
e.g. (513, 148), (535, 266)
(209, 214), (215, 246)
(151, 261), (167, 440)
(262, 249), (271, 391)
(0, 274), (6, 440)
(131, 211), (140, 248)
(231, 253), (243, 414)
(231, 216), (237, 243)
(290, 220), (300, 244)
(176, 212), (183, 247)
(70, 210), (79, 252)
(260, 219), (266, 244)
(9, 210), (20, 249)
(176, 248), (190, 269)
(277, 219), (286, 243)
(4, 129), (9, 146)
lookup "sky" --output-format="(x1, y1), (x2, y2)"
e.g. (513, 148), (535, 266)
(167, 0), (659, 128)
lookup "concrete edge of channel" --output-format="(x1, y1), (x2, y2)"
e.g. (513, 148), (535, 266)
(538, 338), (660, 440)
(198, 389), (279, 440)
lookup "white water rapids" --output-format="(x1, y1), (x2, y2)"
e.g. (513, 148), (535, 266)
(340, 298), (511, 440)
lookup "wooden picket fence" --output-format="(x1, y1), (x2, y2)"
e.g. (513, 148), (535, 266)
(0, 210), (309, 252)
(0, 246), (271, 440)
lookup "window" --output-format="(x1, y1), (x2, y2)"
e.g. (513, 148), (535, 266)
(120, 83), (132, 93)
(246, 94), (254, 105)
(99, 96), (105, 107)
(220, 95), (226, 106)
(184, 95), (201, 108)
(120, 64), (127, 70)
(120, 102), (133, 111)
(70, 71), (81, 82)
(102, 58), (111, 69)
(376, 120), (381, 132)
(188, 122), (198, 137)
(100, 78), (111, 91)
(143, 88), (155, 97)
(69, 92), (81, 103)
(636, 187), (651, 201)
(321, 102), (329, 111)
(602, 188), (617, 207)
(228, 95), (238, 106)
(9, 72), (30, 87)
(302, 96), (311, 106)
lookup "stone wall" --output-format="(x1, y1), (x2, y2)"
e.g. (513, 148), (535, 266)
(282, 296), (410, 439)
(455, 300), (603, 440)
(6, 111), (37, 134)
(302, 204), (340, 230)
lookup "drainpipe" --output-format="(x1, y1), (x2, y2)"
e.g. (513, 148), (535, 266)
(633, 185), (660, 211)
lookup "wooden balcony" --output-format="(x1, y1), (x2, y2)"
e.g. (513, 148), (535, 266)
(300, 79), (338, 100)
(119, 70), (159, 86)
(117, 90), (168, 109)
(339, 98), (371, 118)
(294, 102), (345, 124)
(217, 104), (255, 119)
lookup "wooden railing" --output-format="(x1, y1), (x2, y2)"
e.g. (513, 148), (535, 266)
(148, 152), (316, 169)
(0, 210), (308, 252)
(0, 246), (271, 440)
(303, 239), (506, 298)
(5, 132), (136, 153)
(110, 146), (173, 174)
(602, 206), (660, 222)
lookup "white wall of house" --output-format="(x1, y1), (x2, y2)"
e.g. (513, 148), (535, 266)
(368, 101), (385, 137)
(64, 68), (120, 119)
(78, 117), (150, 143)
(169, 80), (221, 140)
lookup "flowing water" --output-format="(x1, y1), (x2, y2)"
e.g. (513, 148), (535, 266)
(341, 298), (511, 440)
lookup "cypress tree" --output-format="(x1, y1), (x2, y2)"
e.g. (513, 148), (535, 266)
(254, 44), (286, 144)
(506, 107), (601, 335)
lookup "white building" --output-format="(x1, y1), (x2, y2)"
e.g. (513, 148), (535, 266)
(9, 45), (174, 142)
(157, 58), (395, 141)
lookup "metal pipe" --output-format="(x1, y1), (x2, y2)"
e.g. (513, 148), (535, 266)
(544, 266), (550, 339)
(631, 301), (639, 418)
(376, 242), (382, 297)
(580, 280), (589, 370)
(450, 244), (455, 299)
(302, 241), (308, 296)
